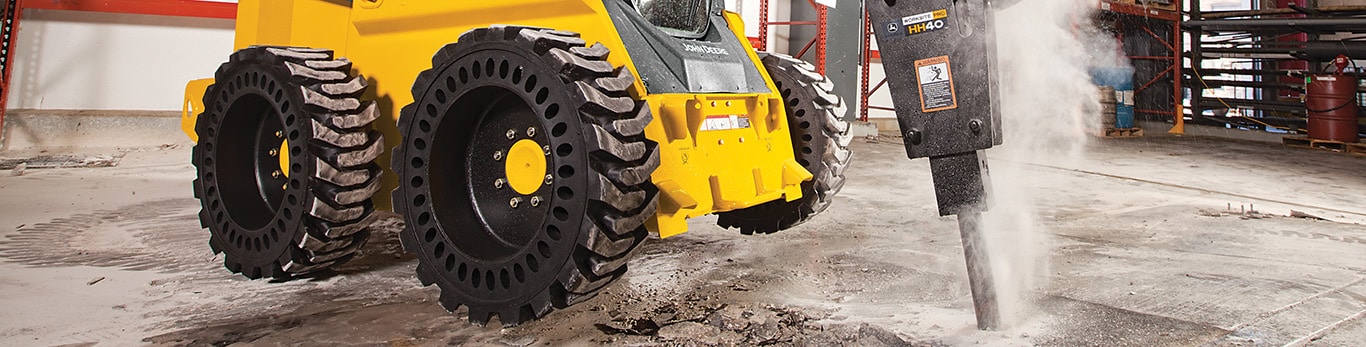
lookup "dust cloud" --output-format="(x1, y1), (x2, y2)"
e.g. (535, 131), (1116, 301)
(987, 0), (1129, 327)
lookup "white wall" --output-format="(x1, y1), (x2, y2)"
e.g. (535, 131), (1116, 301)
(726, 0), (792, 55)
(4, 1), (815, 112)
(6, 9), (235, 111)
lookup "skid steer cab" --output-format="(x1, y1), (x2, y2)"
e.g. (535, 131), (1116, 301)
(180, 0), (852, 326)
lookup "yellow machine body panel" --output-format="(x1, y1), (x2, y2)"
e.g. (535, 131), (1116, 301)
(232, 0), (353, 53)
(182, 0), (810, 238)
(181, 78), (214, 143)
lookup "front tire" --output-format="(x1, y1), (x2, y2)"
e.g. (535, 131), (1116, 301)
(193, 46), (383, 278)
(392, 27), (661, 326)
(716, 53), (853, 235)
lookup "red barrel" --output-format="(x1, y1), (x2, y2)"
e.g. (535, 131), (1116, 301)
(1306, 74), (1361, 143)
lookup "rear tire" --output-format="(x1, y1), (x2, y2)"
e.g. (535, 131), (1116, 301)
(716, 53), (853, 235)
(392, 27), (660, 326)
(193, 46), (382, 278)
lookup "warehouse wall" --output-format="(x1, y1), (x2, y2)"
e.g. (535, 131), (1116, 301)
(11, 1), (791, 112)
(6, 9), (235, 111)
(725, 0), (892, 119)
(0, 1), (1111, 124)
(725, 0), (793, 57)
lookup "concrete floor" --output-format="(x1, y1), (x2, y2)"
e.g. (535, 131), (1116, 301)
(0, 135), (1363, 346)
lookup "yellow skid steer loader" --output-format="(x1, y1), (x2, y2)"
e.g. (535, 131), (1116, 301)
(181, 0), (851, 326)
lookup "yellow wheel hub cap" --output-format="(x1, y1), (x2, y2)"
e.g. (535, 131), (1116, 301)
(278, 140), (290, 178)
(505, 139), (547, 195)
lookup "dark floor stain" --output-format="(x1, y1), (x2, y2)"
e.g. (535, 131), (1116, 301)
(0, 198), (213, 273)
(0, 199), (416, 278)
(1037, 296), (1228, 347)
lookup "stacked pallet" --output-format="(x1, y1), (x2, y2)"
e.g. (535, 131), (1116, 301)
(1100, 128), (1145, 138)
(1105, 0), (1179, 12)
(1283, 136), (1366, 156)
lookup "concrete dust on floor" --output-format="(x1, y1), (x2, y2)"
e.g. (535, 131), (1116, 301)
(0, 136), (1363, 346)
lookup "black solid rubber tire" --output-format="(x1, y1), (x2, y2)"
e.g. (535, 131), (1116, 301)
(392, 26), (661, 327)
(193, 46), (383, 279)
(716, 53), (853, 235)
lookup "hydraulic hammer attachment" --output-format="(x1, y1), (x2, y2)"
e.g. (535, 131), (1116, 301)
(866, 0), (1005, 330)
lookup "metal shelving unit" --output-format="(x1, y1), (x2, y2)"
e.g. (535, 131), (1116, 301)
(1097, 0), (1185, 133)
(857, 14), (889, 123)
(753, 0), (830, 74)
(856, 1), (1184, 127)
(1184, 1), (1366, 133)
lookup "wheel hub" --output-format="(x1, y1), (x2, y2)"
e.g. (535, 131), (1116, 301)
(214, 92), (291, 233)
(504, 139), (546, 195)
(432, 87), (556, 261)
(277, 139), (290, 179)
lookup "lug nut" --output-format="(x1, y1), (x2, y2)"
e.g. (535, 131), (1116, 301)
(543, 145), (551, 156)
(506, 129), (517, 140)
(493, 151), (504, 161)
(271, 170), (282, 179)
(495, 179), (506, 189)
(527, 127), (537, 137)
(269, 149), (279, 157)
(509, 197), (523, 208)
(530, 196), (542, 207)
(545, 174), (554, 185)
(275, 131), (284, 138)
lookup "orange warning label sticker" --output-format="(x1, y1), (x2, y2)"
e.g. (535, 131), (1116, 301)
(915, 56), (957, 113)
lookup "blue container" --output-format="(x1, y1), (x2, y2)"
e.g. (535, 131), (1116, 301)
(1090, 67), (1136, 129)
(1116, 104), (1135, 129)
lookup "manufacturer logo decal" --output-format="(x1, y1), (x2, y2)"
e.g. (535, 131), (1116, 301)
(683, 43), (730, 56)
(899, 9), (949, 36)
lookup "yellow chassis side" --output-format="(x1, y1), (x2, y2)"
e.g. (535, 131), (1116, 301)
(182, 0), (811, 238)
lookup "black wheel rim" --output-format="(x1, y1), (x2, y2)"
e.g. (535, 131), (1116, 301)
(200, 65), (309, 259)
(433, 86), (552, 261)
(218, 93), (287, 231)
